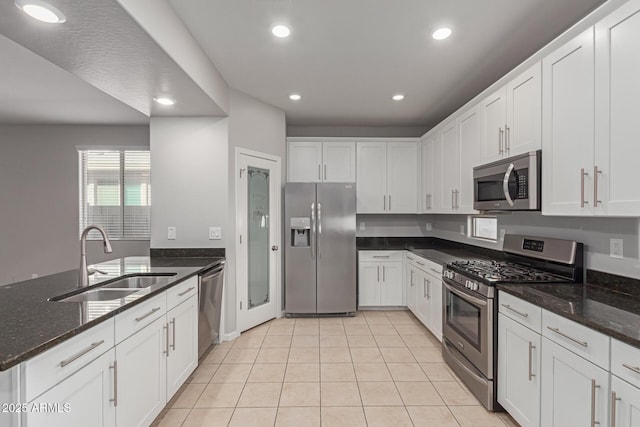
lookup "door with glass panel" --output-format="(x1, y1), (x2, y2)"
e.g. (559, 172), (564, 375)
(237, 152), (280, 332)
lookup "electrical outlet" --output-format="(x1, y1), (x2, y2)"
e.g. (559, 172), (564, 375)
(209, 227), (222, 240)
(610, 238), (624, 259)
(499, 229), (506, 242)
(359, 222), (365, 231)
(167, 226), (176, 240)
(31, 274), (38, 279)
(459, 225), (465, 235)
(425, 223), (432, 231)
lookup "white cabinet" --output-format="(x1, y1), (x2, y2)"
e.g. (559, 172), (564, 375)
(405, 255), (417, 313)
(541, 337), (610, 427)
(457, 105), (481, 213)
(357, 142), (419, 213)
(24, 349), (116, 427)
(166, 294), (198, 399)
(422, 135), (441, 213)
(287, 140), (355, 183)
(404, 254), (442, 341)
(482, 62), (541, 163)
(358, 252), (403, 307)
(611, 375), (640, 427)
(498, 313), (541, 427)
(440, 120), (459, 213)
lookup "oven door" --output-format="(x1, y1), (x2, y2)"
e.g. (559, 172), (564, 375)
(443, 279), (493, 378)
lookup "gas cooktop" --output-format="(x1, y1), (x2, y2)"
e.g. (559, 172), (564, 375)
(448, 260), (572, 284)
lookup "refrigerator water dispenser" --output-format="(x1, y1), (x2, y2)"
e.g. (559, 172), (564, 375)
(290, 217), (311, 247)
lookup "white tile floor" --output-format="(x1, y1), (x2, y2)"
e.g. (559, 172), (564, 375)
(152, 310), (519, 427)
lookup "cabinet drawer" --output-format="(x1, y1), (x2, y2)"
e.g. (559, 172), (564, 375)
(115, 293), (166, 344)
(23, 318), (114, 402)
(166, 276), (198, 310)
(359, 250), (403, 262)
(499, 291), (542, 334)
(611, 339), (640, 389)
(542, 310), (610, 369)
(405, 252), (442, 276)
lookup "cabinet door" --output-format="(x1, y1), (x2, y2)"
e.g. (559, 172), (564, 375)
(323, 141), (356, 182)
(458, 106), (481, 214)
(541, 337), (609, 427)
(356, 143), (387, 213)
(387, 143), (419, 213)
(24, 349), (116, 427)
(481, 87), (507, 163)
(415, 271), (430, 327)
(358, 261), (381, 306)
(595, 0), (640, 216)
(498, 314), (541, 427)
(542, 28), (595, 216)
(116, 316), (167, 427)
(440, 120), (459, 213)
(428, 275), (443, 341)
(506, 62), (542, 157)
(406, 265), (417, 314)
(431, 136), (443, 213)
(166, 295), (198, 399)
(288, 141), (322, 182)
(611, 375), (640, 427)
(380, 262), (403, 306)
(421, 138), (434, 212)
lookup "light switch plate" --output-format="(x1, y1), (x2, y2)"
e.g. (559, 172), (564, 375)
(459, 225), (465, 235)
(499, 229), (506, 242)
(167, 226), (176, 240)
(610, 238), (623, 259)
(425, 223), (432, 231)
(209, 227), (222, 240)
(359, 222), (365, 231)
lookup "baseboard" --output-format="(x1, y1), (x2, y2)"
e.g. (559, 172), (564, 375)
(223, 331), (240, 342)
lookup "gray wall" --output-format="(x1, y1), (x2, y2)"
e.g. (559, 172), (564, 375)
(149, 117), (229, 249)
(226, 89), (286, 335)
(356, 214), (429, 237)
(0, 125), (150, 286)
(287, 125), (429, 138)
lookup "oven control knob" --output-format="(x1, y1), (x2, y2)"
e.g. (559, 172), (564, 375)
(473, 283), (479, 291)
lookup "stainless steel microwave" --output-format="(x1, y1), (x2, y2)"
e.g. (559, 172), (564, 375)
(473, 150), (541, 211)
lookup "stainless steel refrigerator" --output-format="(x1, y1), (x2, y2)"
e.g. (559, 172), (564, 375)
(285, 183), (356, 315)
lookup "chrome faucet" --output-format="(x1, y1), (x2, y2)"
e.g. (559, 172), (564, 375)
(78, 225), (113, 287)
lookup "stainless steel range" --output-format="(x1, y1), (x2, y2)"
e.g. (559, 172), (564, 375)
(441, 234), (583, 410)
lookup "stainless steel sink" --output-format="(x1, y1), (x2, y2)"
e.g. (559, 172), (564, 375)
(101, 274), (175, 289)
(56, 289), (140, 302)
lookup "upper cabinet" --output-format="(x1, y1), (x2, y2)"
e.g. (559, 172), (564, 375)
(440, 119), (459, 213)
(357, 141), (419, 214)
(287, 140), (355, 183)
(481, 62), (541, 164)
(422, 134), (441, 213)
(457, 105), (482, 213)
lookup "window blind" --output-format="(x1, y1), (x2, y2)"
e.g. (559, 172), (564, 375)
(79, 149), (150, 240)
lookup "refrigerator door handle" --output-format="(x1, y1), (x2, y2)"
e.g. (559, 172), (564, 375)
(317, 203), (322, 259)
(311, 202), (316, 259)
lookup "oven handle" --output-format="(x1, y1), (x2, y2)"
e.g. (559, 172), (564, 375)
(443, 280), (487, 307)
(502, 163), (515, 207)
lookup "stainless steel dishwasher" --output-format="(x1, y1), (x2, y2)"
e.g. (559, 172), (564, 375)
(198, 260), (225, 358)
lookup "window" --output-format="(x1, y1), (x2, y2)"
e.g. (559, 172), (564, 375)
(79, 149), (151, 240)
(470, 216), (498, 241)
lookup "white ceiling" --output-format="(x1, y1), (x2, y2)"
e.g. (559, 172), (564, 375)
(169, 0), (607, 128)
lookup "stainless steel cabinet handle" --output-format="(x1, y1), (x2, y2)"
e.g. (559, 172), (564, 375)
(622, 363), (640, 375)
(416, 261), (425, 266)
(429, 194), (432, 209)
(581, 168), (589, 207)
(499, 128), (504, 154)
(501, 304), (529, 318)
(426, 279), (431, 299)
(505, 125), (510, 152)
(324, 164), (327, 180)
(528, 342), (536, 381)
(410, 270), (414, 286)
(594, 166), (602, 206)
(382, 265), (386, 282)
(430, 268), (440, 274)
(109, 360), (118, 407)
(317, 203), (322, 259)
(389, 194), (392, 211)
(373, 255), (390, 259)
(423, 278), (427, 298)
(377, 265), (380, 282)
(425, 193), (429, 210)
(451, 190), (455, 209)
(318, 164), (321, 180)
(407, 256), (414, 261)
(170, 318), (176, 351)
(611, 391), (621, 427)
(311, 203), (316, 259)
(591, 379), (600, 427)
(178, 287), (195, 297)
(547, 326), (588, 347)
(455, 190), (459, 209)
(135, 307), (161, 322)
(163, 323), (170, 355)
(383, 195), (386, 211)
(60, 340), (105, 367)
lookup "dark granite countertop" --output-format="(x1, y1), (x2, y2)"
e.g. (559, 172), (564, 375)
(498, 281), (640, 349)
(0, 256), (223, 371)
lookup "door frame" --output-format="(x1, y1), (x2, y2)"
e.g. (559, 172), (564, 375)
(234, 147), (282, 333)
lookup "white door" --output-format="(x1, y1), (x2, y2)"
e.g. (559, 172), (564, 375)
(542, 28), (595, 216)
(482, 87), (507, 163)
(458, 106), (481, 214)
(166, 295), (198, 399)
(421, 138), (434, 212)
(431, 136), (443, 213)
(387, 143), (419, 213)
(406, 265), (417, 313)
(498, 314), (541, 427)
(287, 141), (321, 182)
(541, 337), (609, 427)
(356, 142), (387, 213)
(611, 375), (640, 427)
(380, 261), (403, 305)
(237, 152), (281, 332)
(358, 261), (381, 306)
(595, 0), (640, 216)
(415, 271), (429, 326)
(440, 120), (459, 213)
(323, 141), (356, 182)
(506, 62), (542, 157)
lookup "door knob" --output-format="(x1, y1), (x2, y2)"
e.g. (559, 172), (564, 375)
(272, 245), (279, 251)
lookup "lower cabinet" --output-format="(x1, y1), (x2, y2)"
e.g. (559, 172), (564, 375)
(611, 375), (640, 427)
(24, 349), (116, 427)
(405, 254), (443, 341)
(166, 295), (199, 398)
(498, 313), (541, 427)
(405, 257), (417, 313)
(541, 337), (610, 427)
(358, 251), (403, 307)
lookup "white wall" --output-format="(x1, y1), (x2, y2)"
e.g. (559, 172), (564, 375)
(0, 125), (150, 286)
(149, 117), (229, 249)
(226, 89), (286, 335)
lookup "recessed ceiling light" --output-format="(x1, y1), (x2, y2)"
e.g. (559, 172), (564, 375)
(272, 25), (291, 38)
(153, 97), (175, 106)
(432, 27), (452, 40)
(289, 93), (301, 101)
(392, 94), (405, 101)
(15, 0), (66, 24)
